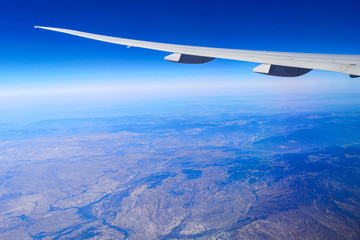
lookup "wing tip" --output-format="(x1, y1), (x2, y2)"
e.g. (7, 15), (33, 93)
(34, 26), (48, 29)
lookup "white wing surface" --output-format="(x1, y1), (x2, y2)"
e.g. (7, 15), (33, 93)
(35, 26), (360, 78)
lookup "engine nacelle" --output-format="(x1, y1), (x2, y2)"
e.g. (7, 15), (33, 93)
(253, 64), (312, 77)
(165, 53), (214, 64)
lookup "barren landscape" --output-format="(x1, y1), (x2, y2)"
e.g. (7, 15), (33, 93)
(0, 97), (360, 239)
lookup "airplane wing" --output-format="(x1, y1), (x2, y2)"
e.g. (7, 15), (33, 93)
(35, 26), (360, 78)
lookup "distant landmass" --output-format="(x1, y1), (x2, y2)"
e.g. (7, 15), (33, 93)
(0, 96), (360, 239)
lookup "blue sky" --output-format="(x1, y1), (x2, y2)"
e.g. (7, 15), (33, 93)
(1, 0), (360, 104)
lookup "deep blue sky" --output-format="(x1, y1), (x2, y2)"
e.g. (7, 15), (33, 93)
(0, 0), (360, 102)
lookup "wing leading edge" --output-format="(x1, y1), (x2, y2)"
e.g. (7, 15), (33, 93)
(35, 26), (360, 77)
